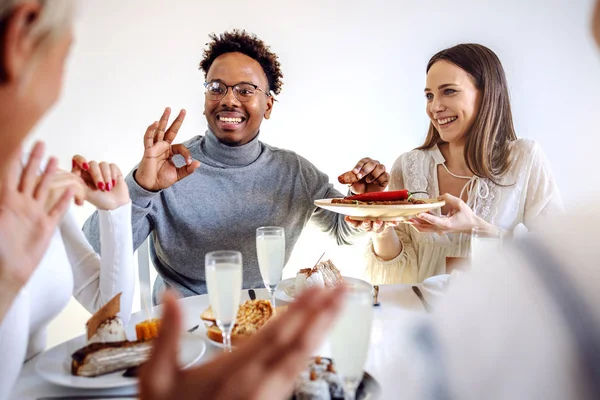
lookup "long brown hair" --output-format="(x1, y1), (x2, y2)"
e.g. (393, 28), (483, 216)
(417, 43), (517, 184)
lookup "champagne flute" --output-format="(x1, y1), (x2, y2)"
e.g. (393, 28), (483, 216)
(256, 226), (285, 307)
(205, 250), (242, 352)
(329, 278), (374, 400)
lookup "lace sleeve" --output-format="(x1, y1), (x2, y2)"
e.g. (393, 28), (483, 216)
(388, 155), (405, 191)
(364, 224), (419, 284)
(523, 143), (564, 231)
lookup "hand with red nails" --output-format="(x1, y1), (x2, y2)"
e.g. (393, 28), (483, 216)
(139, 285), (346, 400)
(339, 157), (389, 195)
(71, 155), (130, 211)
(134, 107), (201, 192)
(0, 143), (73, 322)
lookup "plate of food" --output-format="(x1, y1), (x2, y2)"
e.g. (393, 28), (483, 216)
(200, 299), (287, 348)
(315, 190), (444, 221)
(35, 293), (206, 389)
(290, 356), (381, 399)
(275, 260), (369, 302)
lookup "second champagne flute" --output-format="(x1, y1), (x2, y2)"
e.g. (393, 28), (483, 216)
(205, 250), (242, 352)
(329, 278), (374, 400)
(471, 226), (503, 268)
(256, 226), (285, 307)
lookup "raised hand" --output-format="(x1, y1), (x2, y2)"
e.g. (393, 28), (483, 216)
(0, 143), (73, 305)
(139, 286), (346, 400)
(134, 107), (201, 191)
(339, 157), (389, 194)
(72, 155), (130, 210)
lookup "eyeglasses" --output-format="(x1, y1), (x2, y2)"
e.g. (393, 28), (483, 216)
(204, 81), (271, 102)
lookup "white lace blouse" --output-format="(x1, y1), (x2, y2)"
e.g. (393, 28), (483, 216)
(365, 139), (563, 284)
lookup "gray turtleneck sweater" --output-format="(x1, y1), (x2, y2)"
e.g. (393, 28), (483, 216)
(83, 130), (358, 302)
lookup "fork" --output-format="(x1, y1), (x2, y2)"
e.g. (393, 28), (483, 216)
(412, 285), (432, 313)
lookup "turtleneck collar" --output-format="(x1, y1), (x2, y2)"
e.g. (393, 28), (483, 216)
(201, 128), (262, 167)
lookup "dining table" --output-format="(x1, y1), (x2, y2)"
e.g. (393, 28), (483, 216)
(11, 279), (449, 400)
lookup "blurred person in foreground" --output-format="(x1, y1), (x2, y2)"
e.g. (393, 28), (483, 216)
(0, 2), (135, 399)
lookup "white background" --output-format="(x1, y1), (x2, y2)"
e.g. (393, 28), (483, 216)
(33, 0), (599, 347)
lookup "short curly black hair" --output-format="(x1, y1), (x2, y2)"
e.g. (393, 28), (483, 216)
(199, 30), (283, 96)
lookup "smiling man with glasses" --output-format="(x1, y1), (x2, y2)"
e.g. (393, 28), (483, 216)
(83, 30), (389, 302)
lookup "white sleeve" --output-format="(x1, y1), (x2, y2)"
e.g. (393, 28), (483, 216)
(364, 155), (420, 284)
(522, 143), (564, 231)
(60, 203), (135, 324)
(0, 290), (29, 400)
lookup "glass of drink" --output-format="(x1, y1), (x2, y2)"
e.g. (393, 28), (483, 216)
(256, 226), (285, 307)
(205, 250), (243, 352)
(471, 226), (503, 268)
(329, 278), (374, 400)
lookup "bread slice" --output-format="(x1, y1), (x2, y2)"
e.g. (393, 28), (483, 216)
(202, 300), (287, 344)
(200, 306), (217, 324)
(206, 324), (250, 345)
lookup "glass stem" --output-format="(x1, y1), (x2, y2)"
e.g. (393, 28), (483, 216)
(223, 330), (233, 352)
(343, 379), (359, 400)
(344, 391), (356, 400)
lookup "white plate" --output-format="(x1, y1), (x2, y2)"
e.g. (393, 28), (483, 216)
(314, 198), (444, 221)
(275, 277), (371, 302)
(422, 274), (451, 288)
(35, 332), (206, 389)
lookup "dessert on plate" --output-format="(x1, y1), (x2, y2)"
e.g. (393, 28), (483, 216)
(85, 293), (127, 345)
(293, 357), (345, 400)
(295, 260), (344, 293)
(135, 318), (161, 341)
(71, 293), (156, 377)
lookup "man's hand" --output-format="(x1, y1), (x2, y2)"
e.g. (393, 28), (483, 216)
(135, 107), (201, 191)
(339, 157), (389, 194)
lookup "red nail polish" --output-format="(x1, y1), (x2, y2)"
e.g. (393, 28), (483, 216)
(106, 182), (111, 191)
(112, 179), (116, 186)
(83, 163), (89, 171)
(72, 160), (76, 168)
(98, 182), (104, 190)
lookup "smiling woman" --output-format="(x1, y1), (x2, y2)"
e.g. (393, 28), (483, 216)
(349, 43), (563, 285)
(420, 44), (517, 182)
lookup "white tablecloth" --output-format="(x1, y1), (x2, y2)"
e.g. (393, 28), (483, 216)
(11, 281), (444, 400)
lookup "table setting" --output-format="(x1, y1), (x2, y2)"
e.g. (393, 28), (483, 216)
(11, 195), (456, 400)
(12, 277), (453, 400)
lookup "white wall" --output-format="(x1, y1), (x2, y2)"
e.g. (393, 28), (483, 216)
(37, 0), (600, 347)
